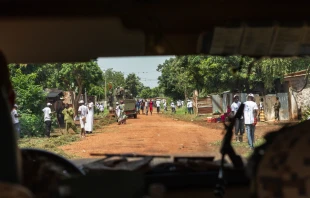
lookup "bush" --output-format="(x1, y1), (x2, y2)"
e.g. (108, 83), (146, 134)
(19, 114), (45, 137)
(302, 106), (310, 121)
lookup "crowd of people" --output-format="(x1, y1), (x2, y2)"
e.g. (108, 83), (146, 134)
(135, 98), (194, 115)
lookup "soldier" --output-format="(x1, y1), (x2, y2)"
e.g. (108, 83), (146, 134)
(62, 104), (77, 134)
(274, 97), (281, 122)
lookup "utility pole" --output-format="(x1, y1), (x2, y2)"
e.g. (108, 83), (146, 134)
(85, 88), (87, 104)
(104, 70), (107, 102)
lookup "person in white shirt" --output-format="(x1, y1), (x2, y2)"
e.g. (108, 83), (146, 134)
(231, 95), (244, 142)
(243, 93), (258, 150)
(187, 99), (193, 114)
(99, 103), (104, 114)
(145, 100), (149, 115)
(163, 100), (167, 111)
(156, 99), (161, 114)
(42, 103), (53, 138)
(171, 102), (176, 113)
(11, 104), (21, 138)
(78, 100), (88, 138)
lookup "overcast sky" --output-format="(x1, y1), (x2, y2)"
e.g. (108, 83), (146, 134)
(97, 56), (174, 88)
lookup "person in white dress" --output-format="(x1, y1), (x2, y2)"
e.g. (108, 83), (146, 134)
(85, 102), (94, 134)
(78, 100), (88, 138)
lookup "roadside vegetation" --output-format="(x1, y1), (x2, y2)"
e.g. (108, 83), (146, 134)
(18, 109), (114, 159)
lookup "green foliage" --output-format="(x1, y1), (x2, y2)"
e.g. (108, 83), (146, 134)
(157, 56), (310, 99)
(139, 86), (163, 98)
(301, 106), (310, 121)
(10, 68), (46, 114)
(125, 73), (143, 97)
(19, 114), (45, 137)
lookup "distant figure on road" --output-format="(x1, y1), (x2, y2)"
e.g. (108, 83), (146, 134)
(119, 100), (126, 124)
(163, 100), (167, 111)
(231, 95), (244, 142)
(156, 99), (161, 113)
(85, 102), (94, 134)
(244, 93), (258, 150)
(78, 100), (88, 138)
(149, 99), (154, 115)
(62, 104), (77, 134)
(145, 99), (149, 115)
(136, 100), (140, 114)
(274, 97), (281, 122)
(140, 100), (145, 114)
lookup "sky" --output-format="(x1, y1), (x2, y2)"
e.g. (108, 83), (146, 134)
(97, 56), (174, 88)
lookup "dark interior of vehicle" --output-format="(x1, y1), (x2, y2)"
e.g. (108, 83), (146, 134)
(1, 1), (310, 197)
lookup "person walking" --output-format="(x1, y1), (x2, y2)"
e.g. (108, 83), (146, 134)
(140, 100), (145, 114)
(42, 103), (53, 138)
(11, 104), (21, 138)
(231, 95), (244, 142)
(145, 99), (149, 115)
(119, 100), (126, 124)
(62, 104), (77, 134)
(243, 93), (258, 150)
(85, 101), (94, 134)
(171, 102), (176, 114)
(274, 97), (281, 122)
(149, 99), (154, 115)
(156, 99), (161, 114)
(136, 100), (140, 114)
(78, 100), (88, 138)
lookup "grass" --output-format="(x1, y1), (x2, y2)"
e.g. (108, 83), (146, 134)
(18, 112), (114, 159)
(161, 106), (205, 121)
(210, 138), (266, 158)
(18, 134), (80, 159)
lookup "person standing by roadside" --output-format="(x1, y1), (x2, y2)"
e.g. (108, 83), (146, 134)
(149, 99), (154, 115)
(62, 104), (77, 134)
(187, 99), (193, 114)
(163, 100), (167, 111)
(11, 104), (21, 138)
(145, 99), (149, 115)
(136, 100), (140, 114)
(85, 101), (94, 134)
(140, 100), (145, 114)
(119, 100), (127, 124)
(99, 103), (104, 114)
(42, 103), (53, 138)
(156, 99), (161, 114)
(243, 93), (258, 150)
(230, 95), (244, 142)
(78, 100), (88, 138)
(274, 97), (281, 122)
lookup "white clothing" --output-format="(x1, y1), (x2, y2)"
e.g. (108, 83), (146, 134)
(231, 101), (241, 115)
(78, 105), (88, 117)
(187, 101), (193, 108)
(145, 101), (149, 107)
(115, 105), (120, 117)
(85, 104), (94, 131)
(11, 109), (19, 124)
(99, 104), (104, 111)
(243, 101), (258, 125)
(171, 103), (175, 108)
(42, 107), (52, 121)
(156, 100), (160, 107)
(78, 105), (88, 128)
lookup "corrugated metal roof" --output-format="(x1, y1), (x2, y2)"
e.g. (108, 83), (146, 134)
(47, 90), (63, 98)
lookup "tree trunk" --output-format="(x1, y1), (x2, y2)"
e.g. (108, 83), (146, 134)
(74, 84), (83, 116)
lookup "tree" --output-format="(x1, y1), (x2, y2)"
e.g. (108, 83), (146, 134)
(58, 61), (103, 114)
(125, 73), (142, 97)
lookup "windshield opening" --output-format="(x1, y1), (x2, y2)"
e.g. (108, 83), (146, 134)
(13, 55), (310, 160)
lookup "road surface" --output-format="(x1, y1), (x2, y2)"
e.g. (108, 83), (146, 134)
(60, 113), (224, 159)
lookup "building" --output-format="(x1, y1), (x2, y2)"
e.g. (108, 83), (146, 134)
(284, 69), (310, 120)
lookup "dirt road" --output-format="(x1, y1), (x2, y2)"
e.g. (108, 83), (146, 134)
(60, 113), (225, 158)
